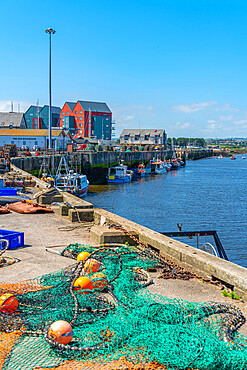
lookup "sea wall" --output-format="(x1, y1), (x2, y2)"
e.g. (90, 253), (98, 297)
(92, 208), (247, 300)
(11, 151), (171, 173)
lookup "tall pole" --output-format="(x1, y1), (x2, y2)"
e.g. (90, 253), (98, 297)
(45, 28), (56, 149)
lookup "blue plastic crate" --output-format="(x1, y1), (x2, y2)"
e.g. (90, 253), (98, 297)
(0, 229), (24, 250)
(0, 188), (17, 196)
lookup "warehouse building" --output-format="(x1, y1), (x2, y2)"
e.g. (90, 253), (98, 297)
(25, 105), (61, 129)
(120, 129), (167, 146)
(0, 129), (71, 150)
(60, 100), (113, 139)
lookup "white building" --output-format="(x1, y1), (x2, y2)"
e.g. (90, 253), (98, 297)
(0, 129), (72, 150)
(120, 129), (167, 146)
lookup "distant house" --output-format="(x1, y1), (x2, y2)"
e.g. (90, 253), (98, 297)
(120, 129), (167, 146)
(0, 112), (27, 129)
(25, 105), (61, 129)
(0, 129), (71, 150)
(60, 100), (113, 139)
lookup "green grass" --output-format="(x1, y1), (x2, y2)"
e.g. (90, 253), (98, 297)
(221, 289), (241, 300)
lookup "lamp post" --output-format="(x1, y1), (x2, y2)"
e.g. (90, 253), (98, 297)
(45, 28), (56, 149)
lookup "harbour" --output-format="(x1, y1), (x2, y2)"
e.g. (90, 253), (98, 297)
(87, 156), (247, 269)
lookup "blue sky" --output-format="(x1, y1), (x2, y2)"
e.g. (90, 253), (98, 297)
(1, 0), (247, 138)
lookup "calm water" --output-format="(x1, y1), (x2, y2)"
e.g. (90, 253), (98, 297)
(86, 157), (247, 268)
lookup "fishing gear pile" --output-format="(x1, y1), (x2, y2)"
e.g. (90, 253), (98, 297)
(0, 243), (246, 370)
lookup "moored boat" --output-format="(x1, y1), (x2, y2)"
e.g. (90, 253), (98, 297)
(147, 159), (167, 174)
(107, 163), (133, 183)
(170, 159), (180, 170)
(54, 157), (89, 197)
(133, 163), (148, 178)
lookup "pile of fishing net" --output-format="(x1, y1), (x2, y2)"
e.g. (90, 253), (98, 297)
(0, 243), (246, 370)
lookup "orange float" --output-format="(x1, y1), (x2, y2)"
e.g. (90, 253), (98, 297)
(77, 251), (90, 262)
(48, 320), (73, 345)
(0, 293), (18, 313)
(74, 277), (93, 294)
(91, 273), (108, 290)
(84, 258), (100, 274)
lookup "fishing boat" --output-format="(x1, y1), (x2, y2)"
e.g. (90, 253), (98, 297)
(170, 158), (180, 170)
(146, 159), (167, 174)
(54, 157), (89, 197)
(133, 163), (148, 178)
(107, 163), (133, 183)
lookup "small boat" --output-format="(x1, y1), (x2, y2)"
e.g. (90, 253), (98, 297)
(107, 163), (133, 183)
(242, 156), (246, 159)
(54, 157), (89, 197)
(133, 163), (148, 178)
(170, 159), (180, 170)
(230, 155), (237, 160)
(146, 159), (167, 174)
(218, 155), (223, 159)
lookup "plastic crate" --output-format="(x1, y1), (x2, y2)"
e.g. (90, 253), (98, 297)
(0, 229), (24, 250)
(0, 188), (17, 196)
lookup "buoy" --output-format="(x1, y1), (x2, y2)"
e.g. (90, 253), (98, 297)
(77, 251), (90, 262)
(84, 258), (100, 274)
(48, 320), (73, 345)
(0, 293), (18, 313)
(74, 277), (93, 294)
(91, 273), (108, 290)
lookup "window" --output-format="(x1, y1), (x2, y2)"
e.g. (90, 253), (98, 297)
(80, 124), (82, 127)
(75, 111), (77, 114)
(135, 135), (140, 140)
(11, 141), (14, 144)
(80, 117), (82, 120)
(23, 141), (26, 145)
(30, 113), (33, 116)
(80, 111), (82, 114)
(124, 135), (129, 140)
(67, 112), (69, 114)
(145, 135), (149, 140)
(62, 112), (65, 115)
(80, 130), (82, 133)
(35, 141), (38, 145)
(9, 123), (13, 128)
(1, 122), (4, 126)
(155, 135), (159, 141)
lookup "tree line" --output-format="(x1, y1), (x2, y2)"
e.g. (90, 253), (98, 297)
(167, 137), (206, 148)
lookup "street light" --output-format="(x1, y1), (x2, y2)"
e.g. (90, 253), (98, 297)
(45, 28), (56, 149)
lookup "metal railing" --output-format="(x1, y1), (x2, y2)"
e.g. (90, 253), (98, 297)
(160, 230), (228, 260)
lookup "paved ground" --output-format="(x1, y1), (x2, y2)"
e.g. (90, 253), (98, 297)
(0, 206), (91, 282)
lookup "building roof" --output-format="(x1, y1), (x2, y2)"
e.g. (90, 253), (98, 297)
(0, 129), (66, 137)
(40, 105), (61, 114)
(66, 102), (76, 111)
(78, 100), (111, 113)
(24, 105), (42, 114)
(120, 129), (165, 136)
(0, 112), (26, 128)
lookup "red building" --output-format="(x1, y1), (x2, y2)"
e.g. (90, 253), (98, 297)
(60, 100), (112, 140)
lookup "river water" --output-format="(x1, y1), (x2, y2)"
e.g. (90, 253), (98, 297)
(86, 157), (247, 268)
